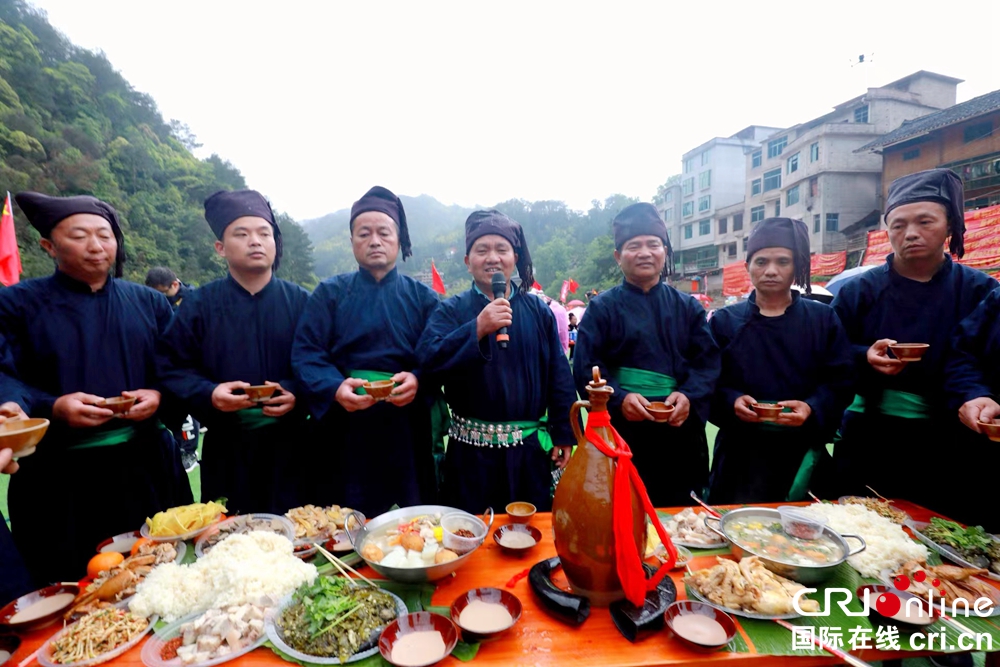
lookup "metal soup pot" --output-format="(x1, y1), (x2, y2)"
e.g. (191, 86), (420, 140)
(348, 505), (493, 583)
(704, 507), (866, 585)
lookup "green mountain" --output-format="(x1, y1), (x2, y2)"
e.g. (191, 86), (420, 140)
(305, 193), (642, 296)
(0, 0), (317, 288)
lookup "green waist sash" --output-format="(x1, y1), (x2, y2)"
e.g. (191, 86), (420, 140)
(845, 389), (929, 420)
(67, 424), (138, 451)
(350, 369), (394, 395)
(234, 408), (279, 430)
(450, 415), (553, 452)
(615, 367), (677, 398)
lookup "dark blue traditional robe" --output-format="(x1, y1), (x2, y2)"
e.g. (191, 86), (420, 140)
(707, 292), (854, 504)
(815, 255), (995, 513)
(418, 284), (576, 513)
(943, 286), (1000, 530)
(156, 274), (310, 514)
(572, 280), (720, 506)
(0, 271), (190, 586)
(292, 267), (440, 516)
(0, 372), (34, 606)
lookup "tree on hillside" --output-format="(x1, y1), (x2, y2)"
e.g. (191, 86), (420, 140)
(652, 174), (681, 206)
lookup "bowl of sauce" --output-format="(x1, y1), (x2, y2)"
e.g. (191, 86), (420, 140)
(857, 584), (935, 632)
(0, 635), (20, 666)
(492, 524), (542, 555)
(449, 588), (522, 642)
(665, 601), (736, 652)
(0, 584), (79, 632)
(379, 612), (457, 667)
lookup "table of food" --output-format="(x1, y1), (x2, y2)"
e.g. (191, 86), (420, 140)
(4, 497), (1000, 667)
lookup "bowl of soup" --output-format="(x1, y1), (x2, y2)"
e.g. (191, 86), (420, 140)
(703, 507), (866, 584)
(379, 612), (458, 667)
(449, 588), (522, 642)
(0, 584), (79, 632)
(492, 524), (542, 556)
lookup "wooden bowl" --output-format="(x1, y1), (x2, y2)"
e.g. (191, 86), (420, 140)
(0, 418), (48, 456)
(664, 600), (737, 652)
(505, 502), (536, 524)
(752, 403), (784, 422)
(99, 396), (136, 415)
(449, 588), (522, 642)
(979, 420), (1000, 442)
(245, 384), (277, 402)
(0, 634), (20, 666)
(646, 401), (674, 422)
(379, 612), (458, 667)
(0, 584), (79, 632)
(363, 380), (396, 400)
(492, 523), (542, 556)
(96, 530), (142, 555)
(888, 343), (929, 362)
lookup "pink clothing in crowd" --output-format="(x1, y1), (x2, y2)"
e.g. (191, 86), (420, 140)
(547, 298), (570, 355)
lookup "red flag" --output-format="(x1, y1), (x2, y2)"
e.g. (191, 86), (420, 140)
(532, 281), (543, 291)
(559, 280), (570, 302)
(568, 279), (579, 294)
(430, 260), (445, 295)
(0, 193), (21, 286)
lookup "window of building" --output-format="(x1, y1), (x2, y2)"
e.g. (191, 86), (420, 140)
(810, 142), (819, 162)
(826, 213), (839, 232)
(787, 153), (800, 174)
(813, 214), (821, 233)
(664, 191), (674, 203)
(751, 150), (762, 169)
(854, 105), (869, 123)
(683, 224), (693, 239)
(667, 228), (673, 242)
(718, 218), (727, 235)
(733, 214), (744, 231)
(699, 219), (711, 235)
(701, 149), (711, 166)
(682, 201), (694, 217)
(698, 195), (711, 212)
(699, 170), (711, 190)
(742, 236), (748, 252)
(787, 184), (800, 207)
(751, 179), (762, 196)
(763, 168), (781, 192)
(751, 206), (765, 223)
(684, 157), (695, 173)
(809, 177), (818, 197)
(963, 121), (992, 143)
(664, 208), (674, 221)
(774, 200), (781, 217)
(902, 148), (921, 161)
(767, 136), (787, 158)
(683, 178), (695, 196)
(727, 242), (737, 258)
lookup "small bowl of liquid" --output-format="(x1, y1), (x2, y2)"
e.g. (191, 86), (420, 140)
(245, 384), (277, 402)
(888, 343), (930, 362)
(752, 403), (784, 422)
(449, 588), (522, 642)
(379, 612), (458, 667)
(646, 402), (674, 422)
(0, 584), (80, 632)
(665, 600), (737, 652)
(99, 395), (136, 416)
(978, 420), (1000, 443)
(492, 524), (542, 556)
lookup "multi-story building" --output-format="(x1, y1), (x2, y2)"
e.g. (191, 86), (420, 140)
(673, 125), (782, 280)
(738, 70), (961, 256)
(859, 88), (1000, 209)
(657, 181), (684, 252)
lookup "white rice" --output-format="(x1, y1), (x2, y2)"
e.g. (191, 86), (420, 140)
(807, 503), (928, 578)
(129, 531), (316, 621)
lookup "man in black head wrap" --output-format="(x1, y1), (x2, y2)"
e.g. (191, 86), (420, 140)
(418, 210), (576, 512)
(293, 186), (441, 515)
(813, 168), (996, 521)
(156, 189), (310, 514)
(0, 191), (190, 586)
(571, 202), (720, 506)
(706, 218), (854, 503)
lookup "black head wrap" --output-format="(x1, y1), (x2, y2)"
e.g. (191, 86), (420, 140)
(885, 168), (966, 258)
(612, 202), (674, 278)
(464, 210), (534, 294)
(204, 189), (282, 271)
(14, 191), (127, 278)
(746, 217), (812, 294)
(350, 186), (411, 261)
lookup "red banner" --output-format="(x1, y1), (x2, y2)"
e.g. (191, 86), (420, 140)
(722, 262), (752, 297)
(863, 205), (1000, 270)
(810, 251), (847, 277)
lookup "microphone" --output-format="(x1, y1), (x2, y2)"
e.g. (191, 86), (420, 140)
(491, 272), (509, 350)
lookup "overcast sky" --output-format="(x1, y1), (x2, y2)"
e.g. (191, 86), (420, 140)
(29, 0), (1000, 221)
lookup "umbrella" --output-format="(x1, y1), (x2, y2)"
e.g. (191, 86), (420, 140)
(826, 265), (878, 296)
(565, 299), (585, 309)
(568, 306), (586, 322)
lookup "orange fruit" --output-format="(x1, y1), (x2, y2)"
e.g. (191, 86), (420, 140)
(131, 537), (153, 557)
(87, 551), (124, 579)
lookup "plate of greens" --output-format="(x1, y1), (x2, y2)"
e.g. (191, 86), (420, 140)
(905, 518), (1000, 581)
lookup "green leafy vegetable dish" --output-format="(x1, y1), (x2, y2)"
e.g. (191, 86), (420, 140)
(922, 517), (1000, 572)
